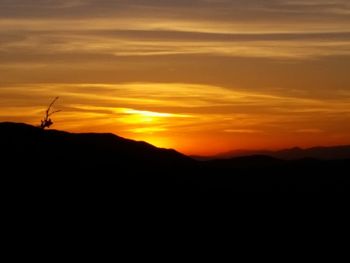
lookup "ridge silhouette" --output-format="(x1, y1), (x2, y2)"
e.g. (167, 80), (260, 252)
(200, 146), (350, 160)
(1, 122), (349, 193)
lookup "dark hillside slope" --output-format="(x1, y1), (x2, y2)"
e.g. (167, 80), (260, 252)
(1, 122), (349, 193)
(0, 122), (198, 195)
(0, 122), (192, 166)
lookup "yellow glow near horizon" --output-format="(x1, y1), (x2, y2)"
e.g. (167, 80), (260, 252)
(122, 109), (174, 118)
(1, 82), (350, 154)
(117, 108), (191, 128)
(1, 1), (350, 154)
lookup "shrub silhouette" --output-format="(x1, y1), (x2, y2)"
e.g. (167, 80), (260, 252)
(40, 97), (61, 129)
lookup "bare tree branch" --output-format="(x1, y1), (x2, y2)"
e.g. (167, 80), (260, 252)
(40, 97), (61, 129)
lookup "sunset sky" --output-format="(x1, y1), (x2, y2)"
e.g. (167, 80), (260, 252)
(1, 0), (350, 155)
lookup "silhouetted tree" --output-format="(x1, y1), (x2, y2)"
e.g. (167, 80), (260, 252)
(40, 97), (61, 129)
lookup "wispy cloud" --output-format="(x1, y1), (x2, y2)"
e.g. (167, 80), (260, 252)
(1, 29), (350, 65)
(1, 1), (350, 153)
(1, 0), (350, 60)
(1, 82), (349, 136)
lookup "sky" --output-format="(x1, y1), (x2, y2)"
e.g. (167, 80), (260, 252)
(1, 0), (350, 155)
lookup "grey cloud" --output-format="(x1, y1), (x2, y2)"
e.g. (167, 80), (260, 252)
(1, 0), (349, 97)
(53, 30), (350, 42)
(4, 29), (350, 43)
(1, 0), (349, 22)
(1, 29), (350, 61)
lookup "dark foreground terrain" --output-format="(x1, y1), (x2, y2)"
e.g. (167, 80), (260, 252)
(1, 122), (349, 193)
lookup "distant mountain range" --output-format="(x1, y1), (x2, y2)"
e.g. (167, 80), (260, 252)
(193, 145), (350, 161)
(1, 122), (349, 193)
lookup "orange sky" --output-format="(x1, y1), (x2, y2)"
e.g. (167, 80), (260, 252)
(1, 0), (350, 155)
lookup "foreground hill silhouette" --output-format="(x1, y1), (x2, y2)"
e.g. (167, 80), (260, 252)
(1, 122), (349, 193)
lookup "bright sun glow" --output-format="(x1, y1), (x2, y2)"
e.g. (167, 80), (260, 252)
(122, 109), (174, 117)
(119, 109), (172, 124)
(1, 0), (350, 155)
(118, 108), (190, 125)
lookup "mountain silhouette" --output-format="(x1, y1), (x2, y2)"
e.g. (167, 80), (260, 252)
(0, 122), (192, 167)
(196, 145), (350, 160)
(1, 122), (349, 193)
(0, 122), (199, 197)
